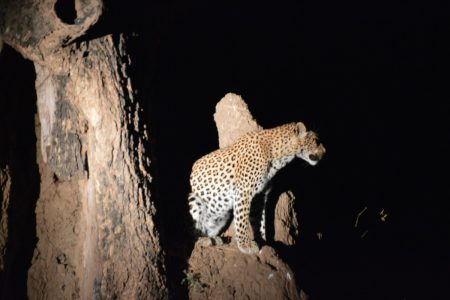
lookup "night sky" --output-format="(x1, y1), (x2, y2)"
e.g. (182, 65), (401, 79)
(1, 0), (450, 299)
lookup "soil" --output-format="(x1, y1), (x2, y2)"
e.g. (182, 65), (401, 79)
(187, 242), (301, 300)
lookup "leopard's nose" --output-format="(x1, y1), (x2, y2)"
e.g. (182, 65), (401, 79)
(309, 154), (319, 161)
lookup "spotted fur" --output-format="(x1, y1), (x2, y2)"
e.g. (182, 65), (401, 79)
(188, 122), (326, 254)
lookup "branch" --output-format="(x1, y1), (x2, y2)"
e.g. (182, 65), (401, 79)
(354, 206), (367, 228)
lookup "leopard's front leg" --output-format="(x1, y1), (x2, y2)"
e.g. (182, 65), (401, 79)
(233, 190), (259, 254)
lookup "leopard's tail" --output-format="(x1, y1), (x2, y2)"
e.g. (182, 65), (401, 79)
(188, 193), (208, 234)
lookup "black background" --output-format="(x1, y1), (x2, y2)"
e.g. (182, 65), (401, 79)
(141, 2), (450, 298)
(1, 0), (450, 299)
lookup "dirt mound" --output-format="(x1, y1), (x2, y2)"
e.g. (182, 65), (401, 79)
(275, 191), (300, 245)
(187, 241), (300, 300)
(213, 92), (262, 148)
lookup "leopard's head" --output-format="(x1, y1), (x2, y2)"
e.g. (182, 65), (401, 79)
(294, 122), (326, 166)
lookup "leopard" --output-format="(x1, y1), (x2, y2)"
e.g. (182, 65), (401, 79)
(188, 122), (326, 254)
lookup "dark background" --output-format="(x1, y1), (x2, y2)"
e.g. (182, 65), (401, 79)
(1, 0), (450, 299)
(148, 1), (450, 299)
(140, 1), (450, 299)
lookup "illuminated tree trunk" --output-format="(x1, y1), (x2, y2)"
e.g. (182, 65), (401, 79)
(0, 1), (167, 299)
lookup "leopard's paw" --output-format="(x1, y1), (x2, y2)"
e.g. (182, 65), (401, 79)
(237, 240), (259, 254)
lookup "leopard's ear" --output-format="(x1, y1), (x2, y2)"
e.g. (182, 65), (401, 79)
(296, 122), (307, 137)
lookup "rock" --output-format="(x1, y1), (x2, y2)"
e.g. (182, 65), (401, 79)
(0, 167), (11, 271)
(187, 242), (300, 300)
(274, 191), (300, 245)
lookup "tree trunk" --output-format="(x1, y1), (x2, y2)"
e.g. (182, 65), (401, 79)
(1, 1), (167, 299)
(0, 167), (11, 272)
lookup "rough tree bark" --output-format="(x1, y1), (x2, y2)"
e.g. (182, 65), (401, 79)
(0, 167), (11, 272)
(0, 1), (167, 299)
